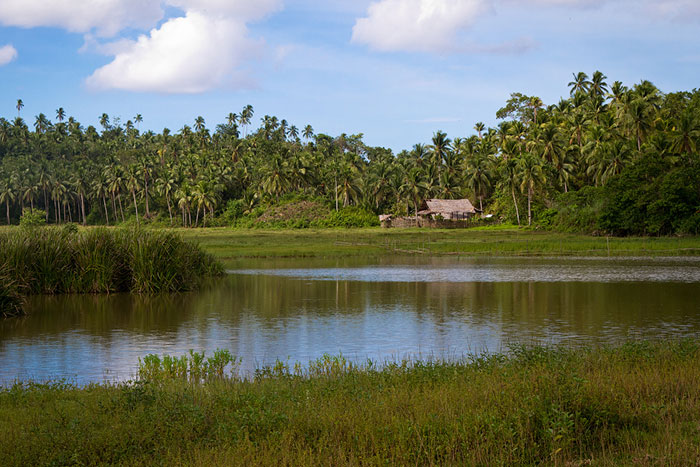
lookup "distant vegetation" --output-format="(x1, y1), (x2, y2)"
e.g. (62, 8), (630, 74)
(0, 227), (222, 317)
(2, 341), (700, 465)
(0, 72), (698, 235)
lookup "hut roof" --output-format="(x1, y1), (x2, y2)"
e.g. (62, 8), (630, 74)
(418, 199), (480, 216)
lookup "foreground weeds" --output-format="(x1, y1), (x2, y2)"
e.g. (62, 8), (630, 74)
(2, 342), (700, 465)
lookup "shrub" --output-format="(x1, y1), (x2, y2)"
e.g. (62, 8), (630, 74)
(19, 209), (46, 228)
(313, 206), (379, 228)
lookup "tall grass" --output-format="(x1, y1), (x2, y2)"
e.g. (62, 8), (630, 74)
(0, 227), (223, 316)
(0, 270), (23, 319)
(1, 342), (700, 465)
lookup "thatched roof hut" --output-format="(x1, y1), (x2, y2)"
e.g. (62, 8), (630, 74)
(417, 199), (480, 220)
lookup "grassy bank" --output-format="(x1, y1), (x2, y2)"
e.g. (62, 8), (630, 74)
(176, 226), (700, 263)
(0, 227), (223, 317)
(2, 341), (700, 465)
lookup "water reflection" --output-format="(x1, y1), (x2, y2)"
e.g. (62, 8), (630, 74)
(1, 257), (700, 385)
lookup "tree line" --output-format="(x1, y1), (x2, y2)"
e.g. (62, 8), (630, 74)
(1, 71), (699, 234)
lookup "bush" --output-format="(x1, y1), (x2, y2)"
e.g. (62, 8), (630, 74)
(313, 206), (379, 228)
(19, 209), (46, 228)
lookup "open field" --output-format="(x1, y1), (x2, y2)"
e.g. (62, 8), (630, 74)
(2, 341), (700, 465)
(175, 226), (700, 264)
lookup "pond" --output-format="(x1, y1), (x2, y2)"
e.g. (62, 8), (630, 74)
(2, 256), (700, 385)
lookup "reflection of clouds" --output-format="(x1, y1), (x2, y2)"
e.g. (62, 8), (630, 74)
(2, 260), (700, 385)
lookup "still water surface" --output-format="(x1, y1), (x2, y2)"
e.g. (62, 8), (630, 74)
(2, 256), (700, 385)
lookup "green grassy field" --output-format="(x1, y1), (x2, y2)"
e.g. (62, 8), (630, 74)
(176, 226), (700, 264)
(2, 342), (700, 465)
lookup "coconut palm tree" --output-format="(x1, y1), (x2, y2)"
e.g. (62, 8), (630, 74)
(56, 108), (66, 122)
(466, 153), (493, 212)
(518, 153), (545, 226)
(568, 72), (591, 96)
(125, 165), (142, 224)
(303, 125), (314, 141)
(0, 179), (15, 224)
(401, 168), (428, 216)
(474, 122), (485, 140)
(429, 131), (451, 167)
(16, 99), (24, 118)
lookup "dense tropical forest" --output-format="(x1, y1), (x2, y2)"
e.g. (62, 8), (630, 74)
(0, 71), (699, 235)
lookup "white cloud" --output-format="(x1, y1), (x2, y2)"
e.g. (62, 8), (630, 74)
(164, 0), (283, 21)
(647, 0), (700, 20)
(0, 0), (163, 37)
(0, 44), (17, 66)
(87, 12), (260, 93)
(352, 0), (488, 53)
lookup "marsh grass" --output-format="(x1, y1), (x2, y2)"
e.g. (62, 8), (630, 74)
(0, 271), (23, 319)
(176, 227), (700, 264)
(2, 342), (700, 465)
(0, 227), (223, 316)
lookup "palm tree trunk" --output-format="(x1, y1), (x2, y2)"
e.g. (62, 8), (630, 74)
(527, 187), (532, 226)
(103, 196), (110, 225)
(195, 205), (200, 227)
(511, 187), (521, 226)
(144, 174), (150, 218)
(6, 200), (9, 225)
(166, 196), (173, 226)
(118, 195), (125, 222)
(80, 194), (86, 226)
(131, 189), (139, 225)
(43, 188), (49, 222)
(335, 174), (338, 211)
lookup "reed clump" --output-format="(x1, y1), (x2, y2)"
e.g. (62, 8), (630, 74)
(0, 269), (23, 319)
(2, 341), (700, 465)
(0, 227), (223, 316)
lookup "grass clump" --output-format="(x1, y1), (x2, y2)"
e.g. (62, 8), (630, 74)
(0, 227), (223, 305)
(0, 268), (24, 318)
(2, 341), (700, 465)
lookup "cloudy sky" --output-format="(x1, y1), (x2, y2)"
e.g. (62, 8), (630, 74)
(0, 0), (698, 150)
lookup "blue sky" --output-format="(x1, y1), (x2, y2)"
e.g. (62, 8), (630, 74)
(0, 0), (698, 151)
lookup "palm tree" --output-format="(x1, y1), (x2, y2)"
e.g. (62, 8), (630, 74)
(589, 71), (608, 98)
(474, 122), (485, 140)
(240, 105), (253, 137)
(568, 72), (591, 96)
(156, 175), (177, 225)
(0, 179), (15, 224)
(134, 114), (143, 131)
(303, 125), (314, 141)
(125, 165), (142, 224)
(99, 113), (110, 132)
(466, 153), (493, 212)
(401, 168), (428, 216)
(625, 99), (653, 151)
(518, 153), (545, 226)
(670, 110), (699, 155)
(529, 97), (544, 126)
(91, 174), (111, 225)
(194, 116), (206, 133)
(56, 108), (66, 122)
(16, 99), (24, 118)
(499, 157), (521, 225)
(429, 131), (451, 167)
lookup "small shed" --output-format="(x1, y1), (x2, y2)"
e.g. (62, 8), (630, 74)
(417, 199), (480, 220)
